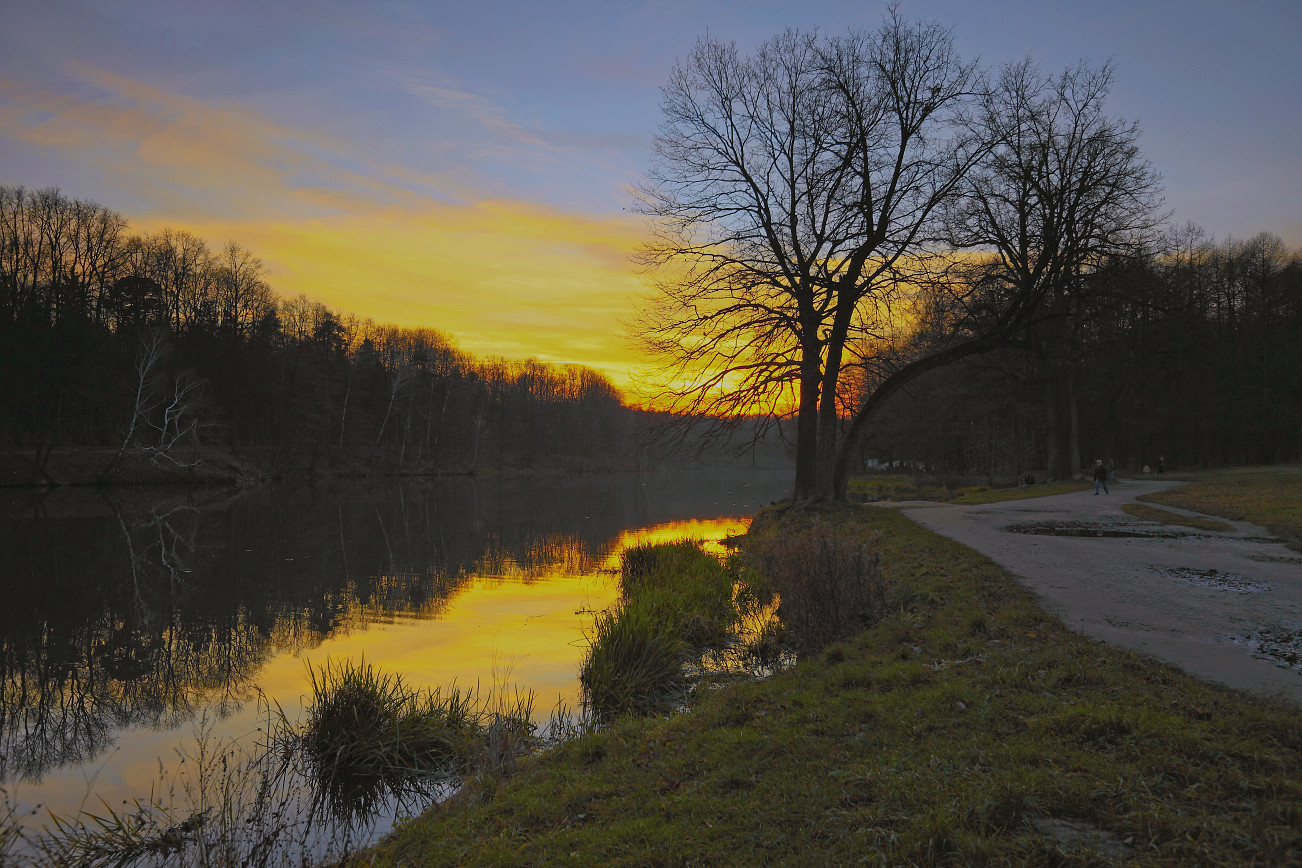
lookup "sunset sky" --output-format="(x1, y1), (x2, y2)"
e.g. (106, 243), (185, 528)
(2, 0), (1298, 393)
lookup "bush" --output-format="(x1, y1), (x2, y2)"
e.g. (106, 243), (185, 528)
(746, 526), (885, 656)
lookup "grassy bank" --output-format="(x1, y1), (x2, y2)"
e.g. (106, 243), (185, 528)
(366, 504), (1302, 866)
(846, 473), (1091, 505)
(1139, 465), (1302, 550)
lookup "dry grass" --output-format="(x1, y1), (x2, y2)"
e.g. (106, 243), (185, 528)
(744, 510), (885, 656)
(1139, 465), (1302, 550)
(1120, 502), (1235, 532)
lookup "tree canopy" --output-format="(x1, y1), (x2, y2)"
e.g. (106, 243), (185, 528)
(635, 12), (1166, 498)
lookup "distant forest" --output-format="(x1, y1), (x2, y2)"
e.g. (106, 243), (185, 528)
(859, 227), (1302, 478)
(1, 184), (1298, 486)
(0, 185), (646, 483)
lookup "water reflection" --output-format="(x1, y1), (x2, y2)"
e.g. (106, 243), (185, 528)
(0, 472), (788, 823)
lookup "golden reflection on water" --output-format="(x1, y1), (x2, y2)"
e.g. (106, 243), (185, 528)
(601, 516), (751, 568)
(275, 515), (753, 720)
(20, 515), (754, 828)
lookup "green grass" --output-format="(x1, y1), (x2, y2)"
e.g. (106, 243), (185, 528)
(1121, 502), (1234, 532)
(579, 600), (688, 718)
(578, 540), (748, 718)
(1138, 465), (1302, 550)
(368, 504), (1302, 866)
(847, 473), (1092, 505)
(619, 540), (740, 646)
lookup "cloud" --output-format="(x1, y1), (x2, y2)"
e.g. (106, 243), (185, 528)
(0, 65), (474, 218)
(0, 64), (655, 391)
(138, 199), (649, 387)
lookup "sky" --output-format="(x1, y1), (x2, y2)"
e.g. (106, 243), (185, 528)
(2, 0), (1299, 394)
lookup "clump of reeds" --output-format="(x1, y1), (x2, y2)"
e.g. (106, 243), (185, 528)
(745, 525), (885, 656)
(579, 600), (688, 718)
(303, 659), (474, 780)
(580, 540), (766, 718)
(619, 540), (738, 645)
(298, 658), (540, 817)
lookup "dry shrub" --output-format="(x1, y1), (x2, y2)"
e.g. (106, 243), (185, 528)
(748, 526), (885, 656)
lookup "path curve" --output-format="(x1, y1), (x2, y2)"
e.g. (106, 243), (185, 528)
(890, 480), (1302, 705)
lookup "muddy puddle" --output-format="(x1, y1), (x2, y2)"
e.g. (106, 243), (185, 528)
(1003, 520), (1274, 544)
(1153, 566), (1274, 594)
(1222, 625), (1302, 672)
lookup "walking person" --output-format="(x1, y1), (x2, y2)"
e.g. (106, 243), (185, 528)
(1093, 459), (1109, 495)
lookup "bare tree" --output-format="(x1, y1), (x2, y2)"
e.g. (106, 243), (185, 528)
(938, 58), (1165, 479)
(105, 327), (214, 475)
(635, 11), (984, 500)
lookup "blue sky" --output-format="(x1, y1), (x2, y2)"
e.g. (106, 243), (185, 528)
(2, 0), (1298, 386)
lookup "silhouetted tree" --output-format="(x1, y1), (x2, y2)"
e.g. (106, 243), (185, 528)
(636, 12), (984, 500)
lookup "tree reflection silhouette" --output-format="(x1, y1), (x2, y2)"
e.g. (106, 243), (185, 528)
(0, 472), (786, 786)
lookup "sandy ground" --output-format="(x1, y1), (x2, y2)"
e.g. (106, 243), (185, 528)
(890, 480), (1302, 705)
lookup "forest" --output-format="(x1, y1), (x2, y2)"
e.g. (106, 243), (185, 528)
(1, 182), (1298, 487)
(0, 185), (639, 483)
(855, 227), (1302, 479)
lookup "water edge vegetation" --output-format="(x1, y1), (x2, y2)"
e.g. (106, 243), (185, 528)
(366, 472), (1302, 866)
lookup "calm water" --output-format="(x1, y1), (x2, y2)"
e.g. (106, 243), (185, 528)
(0, 470), (789, 845)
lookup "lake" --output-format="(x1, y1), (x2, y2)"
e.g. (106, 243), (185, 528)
(0, 470), (789, 856)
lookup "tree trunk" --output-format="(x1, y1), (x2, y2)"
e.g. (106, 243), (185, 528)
(793, 346), (823, 501)
(1067, 369), (1081, 477)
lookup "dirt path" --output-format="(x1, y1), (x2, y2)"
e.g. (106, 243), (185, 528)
(892, 480), (1302, 705)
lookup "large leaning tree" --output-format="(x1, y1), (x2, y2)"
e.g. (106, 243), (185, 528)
(636, 11), (1164, 499)
(634, 13), (984, 501)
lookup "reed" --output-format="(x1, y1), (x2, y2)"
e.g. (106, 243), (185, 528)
(579, 599), (688, 718)
(619, 540), (738, 644)
(302, 658), (475, 785)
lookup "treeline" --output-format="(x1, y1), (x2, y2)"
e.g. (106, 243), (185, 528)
(0, 185), (633, 481)
(858, 229), (1302, 478)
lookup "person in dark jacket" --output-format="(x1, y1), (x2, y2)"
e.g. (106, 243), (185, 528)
(1093, 459), (1109, 495)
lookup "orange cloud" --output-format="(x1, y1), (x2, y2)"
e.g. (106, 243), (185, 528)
(154, 201), (648, 384)
(0, 66), (656, 393)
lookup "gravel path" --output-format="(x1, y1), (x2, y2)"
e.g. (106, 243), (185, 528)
(891, 480), (1302, 705)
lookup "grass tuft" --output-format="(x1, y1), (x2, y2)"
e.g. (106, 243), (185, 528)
(1121, 502), (1234, 532)
(578, 600), (688, 719)
(302, 659), (475, 789)
(297, 658), (538, 820)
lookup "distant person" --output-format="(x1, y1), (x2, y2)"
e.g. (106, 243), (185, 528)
(1093, 459), (1109, 495)
(1158, 455), (1166, 474)
(1022, 472), (1035, 487)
